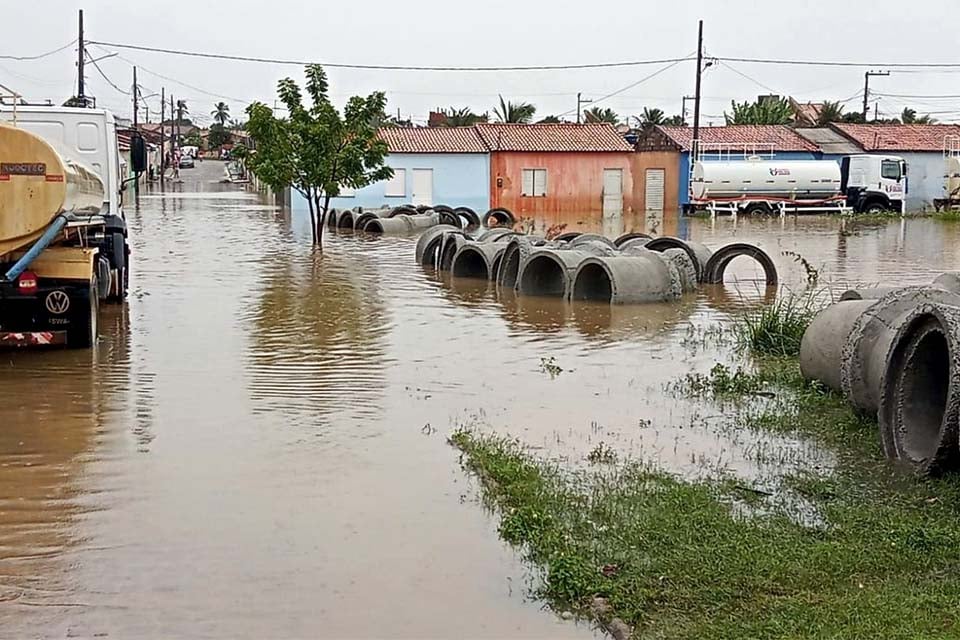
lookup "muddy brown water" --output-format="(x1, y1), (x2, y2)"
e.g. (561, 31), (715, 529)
(3, 161), (960, 638)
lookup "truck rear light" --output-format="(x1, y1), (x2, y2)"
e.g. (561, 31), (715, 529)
(17, 271), (38, 295)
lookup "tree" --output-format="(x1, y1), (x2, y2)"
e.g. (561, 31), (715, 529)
(207, 124), (232, 150)
(902, 107), (936, 124)
(440, 107), (487, 127)
(583, 106), (619, 124)
(662, 115), (685, 126)
(184, 130), (203, 148)
(243, 64), (393, 246)
(640, 107), (665, 126)
(211, 101), (230, 127)
(817, 101), (845, 125)
(538, 115), (562, 124)
(176, 99), (189, 121)
(494, 95), (536, 123)
(725, 96), (792, 125)
(841, 112), (866, 124)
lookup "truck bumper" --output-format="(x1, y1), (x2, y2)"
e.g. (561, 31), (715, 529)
(0, 330), (68, 348)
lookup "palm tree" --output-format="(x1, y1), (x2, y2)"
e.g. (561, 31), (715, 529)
(725, 97), (792, 125)
(211, 102), (230, 127)
(441, 107), (487, 127)
(662, 115), (685, 126)
(494, 95), (536, 123)
(583, 106), (619, 124)
(640, 107), (665, 126)
(817, 101), (845, 125)
(538, 115), (562, 124)
(902, 107), (937, 124)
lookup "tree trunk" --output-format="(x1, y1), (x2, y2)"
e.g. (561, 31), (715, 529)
(314, 193), (326, 247)
(305, 189), (317, 244)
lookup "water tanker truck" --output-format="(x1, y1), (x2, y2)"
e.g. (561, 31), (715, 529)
(691, 154), (907, 215)
(0, 106), (142, 348)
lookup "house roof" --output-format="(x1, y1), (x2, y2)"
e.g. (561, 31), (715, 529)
(830, 123), (960, 152)
(656, 125), (820, 153)
(474, 123), (633, 152)
(377, 126), (488, 153)
(794, 127), (864, 155)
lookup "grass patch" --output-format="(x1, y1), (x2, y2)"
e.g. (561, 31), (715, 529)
(935, 210), (960, 222)
(453, 427), (960, 639)
(735, 293), (823, 357)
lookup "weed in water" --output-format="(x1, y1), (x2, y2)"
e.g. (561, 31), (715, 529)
(735, 292), (823, 357)
(781, 250), (820, 286)
(587, 442), (618, 465)
(539, 356), (564, 379)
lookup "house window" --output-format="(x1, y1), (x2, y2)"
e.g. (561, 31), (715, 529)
(521, 168), (547, 197)
(881, 159), (901, 181)
(384, 168), (405, 197)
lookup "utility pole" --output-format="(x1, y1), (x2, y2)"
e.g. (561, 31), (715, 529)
(681, 95), (695, 126)
(77, 10), (85, 103)
(160, 87), (165, 181)
(863, 70), (890, 120)
(170, 94), (176, 155)
(132, 67), (139, 194)
(692, 20), (704, 157)
(577, 92), (593, 125)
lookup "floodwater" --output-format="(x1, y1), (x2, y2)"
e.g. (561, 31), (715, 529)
(3, 160), (960, 638)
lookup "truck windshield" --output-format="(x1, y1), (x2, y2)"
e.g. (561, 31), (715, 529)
(881, 160), (901, 180)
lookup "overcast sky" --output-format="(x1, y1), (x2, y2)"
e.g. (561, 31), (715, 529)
(3, 0), (960, 126)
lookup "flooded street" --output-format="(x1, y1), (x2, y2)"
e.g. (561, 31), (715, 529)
(3, 160), (960, 638)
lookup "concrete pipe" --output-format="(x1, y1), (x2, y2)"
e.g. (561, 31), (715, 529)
(645, 237), (712, 282)
(618, 237), (651, 252)
(554, 232), (582, 243)
(660, 247), (699, 294)
(364, 215), (415, 235)
(839, 287), (898, 302)
(354, 208), (395, 231)
(406, 213), (441, 230)
(483, 207), (516, 227)
(841, 287), (960, 415)
(570, 234), (617, 251)
(326, 208), (340, 228)
(452, 242), (508, 280)
(701, 243), (778, 286)
(614, 232), (652, 248)
(800, 299), (878, 394)
(563, 240), (618, 258)
(454, 207), (482, 228)
(519, 249), (595, 299)
(415, 224), (461, 267)
(878, 302), (960, 475)
(388, 205), (418, 218)
(337, 210), (358, 229)
(439, 232), (470, 271)
(572, 252), (682, 305)
(497, 236), (546, 290)
(476, 228), (518, 243)
(932, 272), (960, 294)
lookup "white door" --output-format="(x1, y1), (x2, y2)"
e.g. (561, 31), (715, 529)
(412, 168), (433, 206)
(602, 169), (623, 217)
(645, 168), (665, 213)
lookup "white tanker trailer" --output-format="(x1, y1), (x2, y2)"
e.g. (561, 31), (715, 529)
(690, 155), (906, 215)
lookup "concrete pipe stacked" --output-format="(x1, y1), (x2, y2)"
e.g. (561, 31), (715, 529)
(799, 274), (960, 474)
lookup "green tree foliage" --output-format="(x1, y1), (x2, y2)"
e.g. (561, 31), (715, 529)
(538, 115), (562, 124)
(583, 106), (619, 124)
(184, 130), (203, 148)
(207, 124), (232, 150)
(841, 112), (866, 124)
(816, 101), (845, 125)
(725, 96), (793, 125)
(662, 115), (686, 126)
(902, 107), (937, 124)
(244, 64), (393, 245)
(439, 107), (488, 127)
(211, 101), (230, 127)
(494, 95), (536, 123)
(641, 107), (665, 126)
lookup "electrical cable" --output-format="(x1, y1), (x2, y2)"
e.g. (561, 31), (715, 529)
(716, 55), (960, 69)
(86, 50), (130, 95)
(557, 56), (690, 117)
(87, 40), (694, 72)
(0, 39), (77, 61)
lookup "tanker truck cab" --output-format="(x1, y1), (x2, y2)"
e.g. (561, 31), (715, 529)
(0, 106), (140, 349)
(841, 154), (907, 214)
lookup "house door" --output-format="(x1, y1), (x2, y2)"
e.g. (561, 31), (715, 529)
(602, 169), (623, 217)
(412, 168), (434, 206)
(645, 168), (665, 213)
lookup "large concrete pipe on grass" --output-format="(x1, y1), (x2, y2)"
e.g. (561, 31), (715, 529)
(701, 243), (778, 286)
(518, 249), (594, 299)
(878, 302), (960, 475)
(452, 242), (508, 280)
(416, 224), (461, 267)
(800, 299), (878, 394)
(572, 251), (681, 304)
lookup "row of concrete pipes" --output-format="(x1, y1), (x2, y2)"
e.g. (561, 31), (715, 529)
(800, 276), (960, 475)
(326, 205), (517, 234)
(414, 225), (779, 305)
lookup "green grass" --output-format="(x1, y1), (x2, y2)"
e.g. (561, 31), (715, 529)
(735, 293), (823, 357)
(452, 355), (960, 639)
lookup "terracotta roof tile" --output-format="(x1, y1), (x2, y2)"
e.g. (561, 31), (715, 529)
(377, 126), (487, 153)
(475, 123), (632, 152)
(657, 125), (819, 152)
(830, 123), (960, 152)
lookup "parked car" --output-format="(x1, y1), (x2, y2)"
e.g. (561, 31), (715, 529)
(179, 154), (195, 169)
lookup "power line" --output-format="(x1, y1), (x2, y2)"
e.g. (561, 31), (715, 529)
(87, 40), (695, 72)
(717, 55), (960, 69)
(0, 39), (77, 61)
(875, 91), (960, 99)
(557, 57), (690, 116)
(86, 50), (130, 95)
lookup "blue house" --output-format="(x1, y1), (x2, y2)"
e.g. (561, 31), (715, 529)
(293, 127), (490, 214)
(634, 125), (821, 210)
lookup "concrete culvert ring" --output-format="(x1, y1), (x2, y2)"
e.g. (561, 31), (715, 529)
(452, 246), (492, 279)
(879, 305), (960, 475)
(497, 237), (543, 290)
(363, 218), (386, 234)
(436, 211), (461, 227)
(482, 207), (516, 227)
(519, 253), (569, 298)
(327, 208), (340, 228)
(354, 212), (378, 230)
(477, 228), (516, 242)
(701, 243), (778, 286)
(439, 233), (467, 271)
(554, 232), (582, 243)
(416, 225), (460, 266)
(645, 237), (703, 280)
(572, 261), (613, 302)
(614, 232), (652, 248)
(388, 206), (417, 218)
(337, 211), (356, 229)
(570, 234), (617, 250)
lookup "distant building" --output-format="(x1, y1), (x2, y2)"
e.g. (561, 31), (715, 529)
(829, 123), (960, 211)
(634, 125), (820, 210)
(477, 122), (639, 218)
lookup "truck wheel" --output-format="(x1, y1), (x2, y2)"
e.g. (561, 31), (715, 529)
(744, 202), (772, 215)
(864, 202), (886, 215)
(67, 277), (99, 349)
(109, 232), (129, 301)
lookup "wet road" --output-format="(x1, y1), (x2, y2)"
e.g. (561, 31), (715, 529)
(2, 160), (960, 638)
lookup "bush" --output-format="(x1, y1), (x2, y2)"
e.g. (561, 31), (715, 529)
(735, 294), (822, 357)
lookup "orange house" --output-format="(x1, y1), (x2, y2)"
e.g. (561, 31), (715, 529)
(476, 123), (641, 218)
